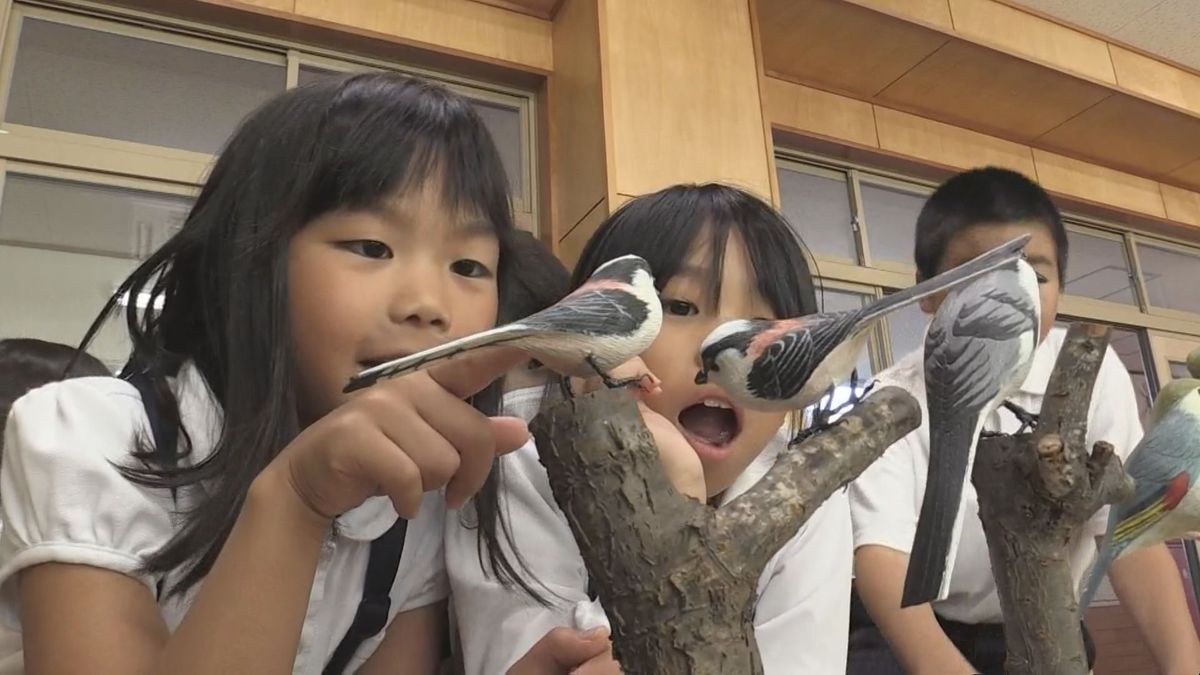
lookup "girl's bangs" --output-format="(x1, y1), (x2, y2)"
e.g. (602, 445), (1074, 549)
(301, 75), (514, 232)
(573, 184), (816, 320)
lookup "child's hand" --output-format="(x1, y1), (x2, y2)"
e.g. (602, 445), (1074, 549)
(571, 357), (662, 399)
(266, 349), (529, 524)
(639, 403), (706, 501)
(570, 647), (623, 674)
(507, 627), (611, 674)
(575, 358), (705, 501)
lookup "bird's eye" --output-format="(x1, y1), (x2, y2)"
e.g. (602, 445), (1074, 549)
(662, 298), (698, 316)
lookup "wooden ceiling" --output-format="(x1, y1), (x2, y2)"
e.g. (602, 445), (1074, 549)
(472, 0), (562, 19)
(757, 0), (1200, 192)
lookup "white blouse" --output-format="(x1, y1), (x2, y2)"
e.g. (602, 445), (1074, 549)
(0, 364), (447, 674)
(447, 386), (853, 675)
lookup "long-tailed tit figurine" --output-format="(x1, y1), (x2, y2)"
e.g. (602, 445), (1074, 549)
(694, 234), (1031, 414)
(345, 255), (662, 393)
(901, 257), (1042, 608)
(1079, 370), (1200, 613)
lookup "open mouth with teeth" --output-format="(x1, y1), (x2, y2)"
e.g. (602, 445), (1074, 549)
(678, 396), (742, 455)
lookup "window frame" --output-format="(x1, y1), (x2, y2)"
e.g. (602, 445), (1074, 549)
(0, 0), (540, 232)
(775, 147), (1200, 359)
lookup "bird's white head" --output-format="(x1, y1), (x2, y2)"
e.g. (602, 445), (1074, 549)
(695, 319), (758, 390)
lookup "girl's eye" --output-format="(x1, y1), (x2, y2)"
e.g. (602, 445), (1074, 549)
(341, 240), (393, 260)
(451, 259), (492, 278)
(662, 298), (698, 316)
(1036, 273), (1049, 284)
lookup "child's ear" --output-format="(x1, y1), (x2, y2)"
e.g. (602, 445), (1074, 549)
(918, 296), (937, 315)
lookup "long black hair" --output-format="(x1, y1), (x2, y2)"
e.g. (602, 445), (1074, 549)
(78, 72), (517, 596)
(474, 183), (818, 601)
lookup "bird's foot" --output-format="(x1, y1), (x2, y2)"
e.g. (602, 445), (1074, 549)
(1003, 400), (1040, 434)
(790, 385), (838, 447)
(586, 354), (660, 394)
(559, 376), (577, 400)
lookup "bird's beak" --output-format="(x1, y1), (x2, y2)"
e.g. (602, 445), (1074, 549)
(694, 370), (708, 385)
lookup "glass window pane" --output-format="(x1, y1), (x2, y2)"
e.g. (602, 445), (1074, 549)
(297, 65), (525, 199)
(298, 64), (345, 87)
(0, 174), (192, 259)
(815, 289), (873, 380)
(1138, 243), (1200, 315)
(777, 166), (858, 261)
(813, 287), (873, 412)
(6, 18), (285, 154)
(0, 244), (135, 368)
(470, 99), (525, 199)
(1063, 229), (1137, 305)
(861, 181), (925, 267)
(1109, 327), (1153, 420)
(884, 299), (929, 364)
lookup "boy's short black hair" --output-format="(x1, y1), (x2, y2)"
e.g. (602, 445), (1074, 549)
(914, 167), (1067, 284)
(0, 338), (110, 440)
(497, 230), (570, 323)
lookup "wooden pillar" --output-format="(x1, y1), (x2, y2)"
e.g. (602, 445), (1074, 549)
(549, 0), (777, 264)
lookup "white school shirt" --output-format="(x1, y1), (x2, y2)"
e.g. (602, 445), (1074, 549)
(0, 364), (447, 674)
(848, 326), (1143, 624)
(447, 386), (853, 675)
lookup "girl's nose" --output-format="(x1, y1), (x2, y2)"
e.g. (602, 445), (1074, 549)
(388, 265), (450, 331)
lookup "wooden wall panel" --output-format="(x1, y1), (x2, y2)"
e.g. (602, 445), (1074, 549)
(292, 0), (553, 71)
(547, 0), (607, 243)
(233, 0), (294, 11)
(947, 0), (1116, 84)
(1033, 149), (1166, 218)
(1171, 159), (1200, 192)
(1037, 96), (1200, 178)
(1162, 184), (1200, 228)
(764, 77), (878, 149)
(602, 0), (773, 199)
(877, 39), (1111, 141)
(471, 0), (561, 19)
(874, 107), (1038, 176)
(1109, 45), (1200, 115)
(558, 196), (607, 266)
(758, 0), (948, 99)
(848, 0), (953, 30)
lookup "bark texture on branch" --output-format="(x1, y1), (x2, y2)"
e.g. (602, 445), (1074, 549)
(531, 386), (920, 675)
(973, 323), (1134, 675)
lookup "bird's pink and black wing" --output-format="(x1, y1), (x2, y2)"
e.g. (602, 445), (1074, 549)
(746, 311), (860, 402)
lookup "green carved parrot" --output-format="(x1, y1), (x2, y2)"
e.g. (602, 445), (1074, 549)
(1078, 348), (1200, 612)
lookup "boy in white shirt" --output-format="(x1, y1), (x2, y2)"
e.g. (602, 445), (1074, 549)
(848, 167), (1200, 675)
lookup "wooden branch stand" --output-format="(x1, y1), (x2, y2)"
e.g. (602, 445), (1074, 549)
(972, 323), (1134, 675)
(531, 386), (921, 675)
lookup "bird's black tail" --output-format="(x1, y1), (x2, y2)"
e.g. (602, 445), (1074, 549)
(902, 415), (980, 607)
(859, 233), (1030, 325)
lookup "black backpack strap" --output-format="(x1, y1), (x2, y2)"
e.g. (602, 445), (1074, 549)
(324, 517), (409, 675)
